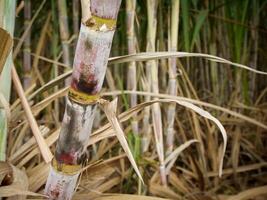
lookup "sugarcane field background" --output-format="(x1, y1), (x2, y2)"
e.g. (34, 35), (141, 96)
(1, 0), (267, 199)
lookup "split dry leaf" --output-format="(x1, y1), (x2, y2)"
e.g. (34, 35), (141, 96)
(98, 97), (227, 176)
(99, 98), (144, 183)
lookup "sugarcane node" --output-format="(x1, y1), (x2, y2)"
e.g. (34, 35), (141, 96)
(68, 87), (100, 105)
(52, 159), (82, 175)
(84, 15), (116, 31)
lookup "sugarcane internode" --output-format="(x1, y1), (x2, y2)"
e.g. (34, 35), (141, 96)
(45, 0), (122, 199)
(68, 22), (115, 105)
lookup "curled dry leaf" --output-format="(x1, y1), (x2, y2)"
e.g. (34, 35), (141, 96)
(165, 139), (199, 174)
(0, 161), (45, 198)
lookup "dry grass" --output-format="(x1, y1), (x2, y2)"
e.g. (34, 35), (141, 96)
(1, 0), (267, 200)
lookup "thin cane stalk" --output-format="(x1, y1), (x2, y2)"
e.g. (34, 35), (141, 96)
(51, 0), (60, 124)
(58, 0), (71, 85)
(141, 3), (153, 153)
(45, 1), (122, 199)
(146, 0), (166, 185)
(166, 0), (180, 156)
(23, 0), (31, 89)
(73, 0), (80, 47)
(126, 0), (138, 136)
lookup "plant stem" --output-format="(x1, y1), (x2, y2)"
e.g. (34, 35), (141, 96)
(146, 0), (166, 185)
(23, 0), (31, 89)
(73, 0), (80, 47)
(58, 0), (71, 85)
(45, 1), (122, 199)
(166, 0), (180, 156)
(126, 0), (138, 136)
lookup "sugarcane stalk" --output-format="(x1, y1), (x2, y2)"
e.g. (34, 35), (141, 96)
(58, 0), (71, 85)
(166, 0), (180, 156)
(141, 3), (153, 153)
(158, 0), (168, 90)
(73, 0), (80, 47)
(23, 0), (31, 89)
(51, 0), (60, 124)
(126, 0), (138, 136)
(146, 0), (166, 185)
(44, 0), (122, 199)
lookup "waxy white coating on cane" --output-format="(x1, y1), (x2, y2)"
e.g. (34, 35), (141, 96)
(45, 1), (122, 199)
(45, 166), (79, 200)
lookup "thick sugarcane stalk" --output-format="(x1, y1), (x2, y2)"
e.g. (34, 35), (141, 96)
(166, 0), (180, 156)
(146, 0), (166, 185)
(23, 0), (31, 89)
(44, 1), (121, 199)
(58, 0), (71, 85)
(126, 0), (138, 135)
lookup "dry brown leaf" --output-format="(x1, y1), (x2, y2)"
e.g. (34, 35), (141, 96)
(227, 185), (267, 200)
(28, 163), (50, 192)
(98, 98), (227, 177)
(99, 98), (143, 183)
(95, 194), (171, 200)
(0, 162), (45, 198)
(73, 176), (121, 200)
(165, 139), (198, 174)
(109, 52), (267, 75)
(149, 183), (181, 199)
(103, 90), (267, 130)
